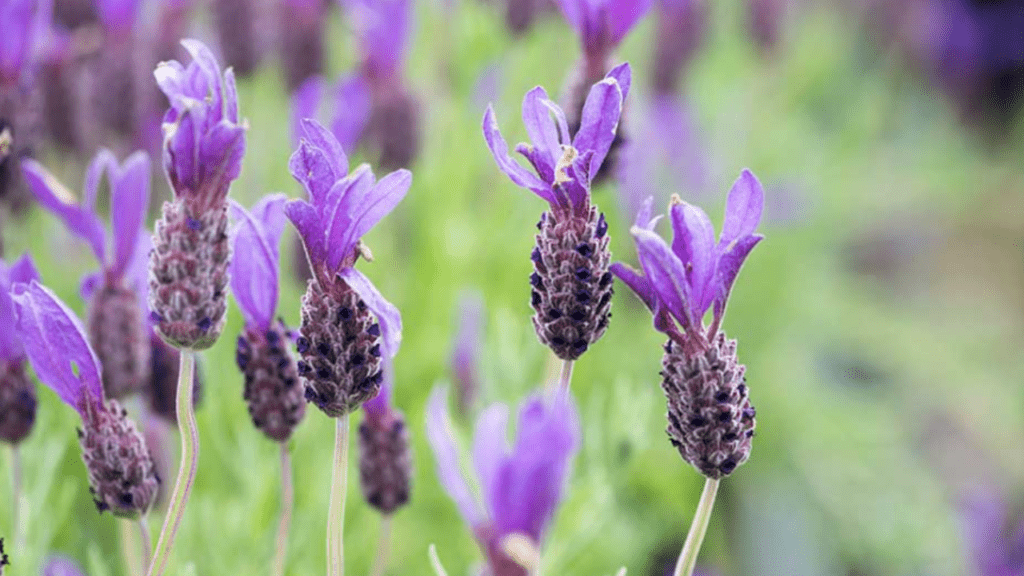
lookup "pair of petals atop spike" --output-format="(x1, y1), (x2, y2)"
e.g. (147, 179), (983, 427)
(149, 40), (246, 350)
(286, 118), (409, 417)
(12, 281), (158, 518)
(483, 63), (630, 360)
(611, 170), (764, 479)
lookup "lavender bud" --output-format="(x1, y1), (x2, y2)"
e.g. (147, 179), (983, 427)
(87, 38), (139, 142)
(149, 201), (230, 350)
(505, 0), (538, 36)
(364, 88), (421, 171)
(0, 360), (36, 444)
(661, 333), (755, 479)
(358, 408), (412, 514)
(531, 206), (613, 360)
(146, 331), (203, 424)
(297, 279), (384, 417)
(280, 0), (325, 92)
(213, 0), (260, 77)
(237, 321), (306, 442)
(54, 0), (98, 29)
(80, 400), (160, 518)
(88, 278), (151, 399)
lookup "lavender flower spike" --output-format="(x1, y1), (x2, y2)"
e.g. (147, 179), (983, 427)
(22, 150), (153, 399)
(287, 118), (409, 417)
(12, 281), (159, 518)
(610, 170), (764, 478)
(359, 358), (411, 514)
(483, 63), (630, 359)
(450, 291), (484, 416)
(150, 39), (245, 350)
(230, 194), (306, 442)
(427, 387), (580, 576)
(0, 254), (40, 445)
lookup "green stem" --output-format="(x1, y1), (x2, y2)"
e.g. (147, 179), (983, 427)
(146, 351), (198, 576)
(326, 415), (350, 576)
(139, 517), (152, 572)
(120, 518), (141, 576)
(369, 515), (392, 576)
(554, 359), (574, 393)
(10, 445), (22, 551)
(673, 478), (720, 576)
(273, 445), (294, 576)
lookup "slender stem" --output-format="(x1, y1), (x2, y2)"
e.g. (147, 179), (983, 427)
(370, 515), (393, 576)
(139, 517), (152, 571)
(326, 415), (350, 576)
(550, 359), (574, 393)
(10, 445), (22, 551)
(146, 351), (198, 576)
(673, 478), (720, 576)
(273, 445), (294, 576)
(120, 518), (142, 576)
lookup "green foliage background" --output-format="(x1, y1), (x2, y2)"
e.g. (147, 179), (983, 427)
(3, 0), (1024, 575)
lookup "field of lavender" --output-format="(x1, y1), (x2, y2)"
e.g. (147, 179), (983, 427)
(1, 0), (1023, 575)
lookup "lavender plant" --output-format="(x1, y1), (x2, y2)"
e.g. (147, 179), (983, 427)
(280, 0), (326, 92)
(0, 0), (44, 216)
(286, 118), (409, 576)
(650, 0), (706, 94)
(22, 149), (153, 400)
(213, 0), (260, 78)
(483, 64), (630, 370)
(611, 171), (765, 576)
(426, 386), (580, 576)
(90, 0), (146, 145)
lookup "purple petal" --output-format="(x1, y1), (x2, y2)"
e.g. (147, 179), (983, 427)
(301, 118), (349, 179)
(0, 254), (39, 361)
(607, 0), (654, 44)
(571, 77), (624, 179)
(285, 199), (326, 268)
(671, 202), (716, 317)
(12, 281), (103, 414)
(83, 149), (117, 210)
(289, 119), (349, 205)
(472, 403), (510, 501)
(337, 169), (411, 265)
(609, 262), (657, 312)
(719, 169), (764, 249)
(482, 106), (554, 203)
(425, 386), (486, 528)
(109, 151), (151, 279)
(21, 159), (107, 263)
(229, 195), (287, 331)
(553, 0), (586, 37)
(43, 556), (87, 576)
(7, 254), (39, 285)
(338, 267), (402, 359)
(290, 76), (325, 147)
(712, 234), (762, 322)
(79, 271), (102, 302)
(331, 75), (371, 152)
(324, 166), (375, 269)
(520, 87), (562, 178)
(632, 226), (693, 330)
(604, 62), (632, 104)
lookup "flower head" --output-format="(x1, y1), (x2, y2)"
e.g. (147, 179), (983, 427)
(359, 357), (412, 513)
(611, 169), (764, 344)
(154, 39), (245, 213)
(426, 387), (579, 573)
(230, 194), (288, 333)
(290, 74), (371, 153)
(96, 0), (142, 35)
(0, 254), (40, 445)
(554, 0), (653, 57)
(0, 0), (43, 86)
(483, 63), (631, 215)
(0, 254), (39, 362)
(341, 0), (413, 81)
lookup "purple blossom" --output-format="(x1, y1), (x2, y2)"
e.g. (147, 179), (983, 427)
(154, 39), (245, 213)
(290, 74), (370, 152)
(0, 254), (39, 362)
(611, 170), (764, 343)
(450, 290), (484, 415)
(286, 118), (409, 358)
(42, 556), (86, 576)
(426, 386), (579, 574)
(21, 149), (151, 289)
(0, 0), (42, 86)
(554, 0), (653, 58)
(961, 492), (1024, 576)
(11, 281), (104, 414)
(340, 0), (413, 81)
(483, 63), (631, 215)
(96, 0), (142, 35)
(229, 194), (288, 332)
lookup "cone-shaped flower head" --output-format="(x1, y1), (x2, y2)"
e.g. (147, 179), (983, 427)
(150, 39), (244, 350)
(450, 290), (484, 416)
(555, 0), (653, 62)
(651, 0), (706, 94)
(286, 118), (409, 417)
(12, 281), (159, 517)
(0, 254), (39, 444)
(340, 0), (412, 83)
(22, 150), (153, 400)
(213, 0), (260, 77)
(280, 0), (326, 91)
(483, 64), (630, 360)
(611, 170), (764, 478)
(426, 387), (580, 576)
(231, 194), (306, 442)
(359, 357), (412, 514)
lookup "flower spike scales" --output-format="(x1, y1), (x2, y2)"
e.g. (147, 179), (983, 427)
(483, 64), (630, 362)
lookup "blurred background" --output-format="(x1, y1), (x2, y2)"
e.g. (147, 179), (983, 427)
(1, 0), (1023, 575)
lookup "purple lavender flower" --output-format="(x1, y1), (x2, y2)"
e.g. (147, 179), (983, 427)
(342, 0), (413, 83)
(95, 0), (142, 37)
(483, 64), (630, 360)
(450, 290), (484, 416)
(359, 358), (411, 514)
(150, 39), (245, 350)
(42, 555), (87, 576)
(214, 0), (260, 77)
(611, 171), (764, 478)
(0, 0), (44, 214)
(230, 194), (306, 442)
(747, 0), (786, 55)
(651, 0), (706, 94)
(287, 118), (409, 417)
(0, 254), (40, 445)
(961, 491), (1024, 576)
(12, 281), (159, 518)
(88, 0), (146, 143)
(22, 150), (153, 400)
(426, 387), (580, 576)
(280, 0), (326, 91)
(290, 74), (371, 153)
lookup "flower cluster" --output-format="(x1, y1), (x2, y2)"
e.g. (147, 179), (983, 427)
(0, 254), (39, 445)
(358, 359), (412, 514)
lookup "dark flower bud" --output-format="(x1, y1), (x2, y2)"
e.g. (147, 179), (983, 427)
(364, 88), (421, 171)
(530, 206), (613, 360)
(0, 360), (36, 445)
(80, 400), (160, 519)
(0, 537), (7, 575)
(88, 278), (151, 399)
(237, 321), (306, 442)
(661, 333), (756, 479)
(146, 332), (203, 424)
(86, 37), (140, 143)
(358, 408), (412, 514)
(213, 0), (261, 78)
(505, 0), (538, 36)
(280, 0), (325, 92)
(39, 53), (82, 153)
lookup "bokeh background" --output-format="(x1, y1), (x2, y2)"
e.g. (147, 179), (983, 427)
(1, 0), (1023, 575)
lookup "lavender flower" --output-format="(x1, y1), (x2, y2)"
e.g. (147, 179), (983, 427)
(290, 74), (371, 153)
(343, 0), (412, 83)
(22, 150), (153, 399)
(230, 194), (306, 442)
(0, 254), (39, 445)
(747, 0), (786, 55)
(213, 0), (260, 77)
(651, 0), (706, 94)
(12, 281), (159, 518)
(280, 0), (326, 91)
(450, 291), (484, 416)
(42, 555), (86, 576)
(962, 491), (1024, 576)
(286, 118), (409, 417)
(426, 387), (580, 576)
(358, 358), (411, 514)
(0, 0), (44, 214)
(611, 171), (764, 478)
(150, 39), (245, 350)
(482, 64), (630, 360)
(88, 0), (145, 143)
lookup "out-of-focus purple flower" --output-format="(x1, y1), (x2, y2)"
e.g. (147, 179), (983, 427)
(450, 290), (484, 416)
(230, 194), (288, 333)
(554, 0), (653, 61)
(359, 356), (412, 513)
(154, 39), (245, 213)
(154, 0), (196, 63)
(280, 0), (326, 91)
(341, 0), (413, 82)
(96, 0), (142, 36)
(961, 491), (1024, 576)
(0, 254), (40, 445)
(290, 74), (370, 152)
(0, 254), (39, 363)
(0, 0), (42, 86)
(747, 0), (786, 55)
(427, 387), (580, 576)
(213, 0), (260, 77)
(651, 0), (706, 93)
(42, 556), (86, 576)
